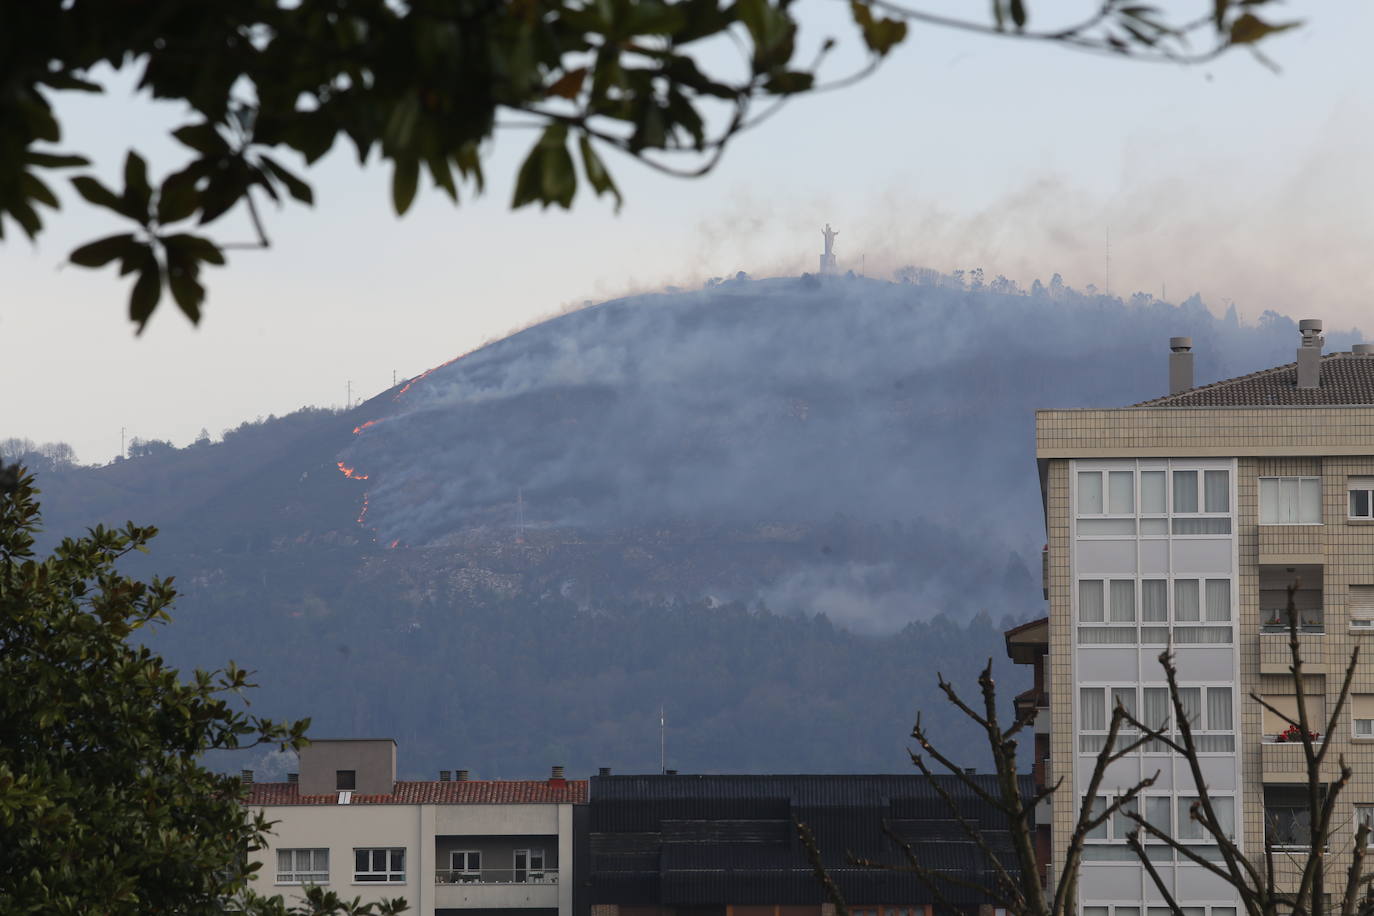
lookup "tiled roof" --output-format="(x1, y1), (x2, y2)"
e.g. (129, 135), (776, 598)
(244, 779), (587, 806)
(1134, 352), (1374, 407)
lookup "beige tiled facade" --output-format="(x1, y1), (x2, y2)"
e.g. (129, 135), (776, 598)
(1038, 405), (1374, 908)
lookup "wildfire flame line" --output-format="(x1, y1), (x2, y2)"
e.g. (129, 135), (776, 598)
(357, 492), (369, 525)
(336, 460), (369, 480)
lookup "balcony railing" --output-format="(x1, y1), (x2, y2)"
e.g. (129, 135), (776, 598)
(435, 869), (559, 886)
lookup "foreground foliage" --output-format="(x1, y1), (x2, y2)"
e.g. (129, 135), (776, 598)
(0, 0), (1295, 328)
(0, 466), (403, 914)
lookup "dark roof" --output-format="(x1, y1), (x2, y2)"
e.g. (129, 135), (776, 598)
(244, 779), (586, 805)
(588, 773), (1033, 907)
(1134, 351), (1374, 407)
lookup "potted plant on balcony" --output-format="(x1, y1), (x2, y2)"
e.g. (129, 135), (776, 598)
(1274, 723), (1319, 743)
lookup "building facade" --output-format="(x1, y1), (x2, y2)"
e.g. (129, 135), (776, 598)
(1035, 324), (1374, 912)
(243, 739), (585, 916)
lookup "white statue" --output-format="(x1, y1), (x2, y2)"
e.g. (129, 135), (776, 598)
(822, 224), (839, 256)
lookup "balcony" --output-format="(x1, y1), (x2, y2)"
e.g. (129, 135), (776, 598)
(1260, 630), (1325, 674)
(1260, 743), (1338, 783)
(433, 869), (560, 910)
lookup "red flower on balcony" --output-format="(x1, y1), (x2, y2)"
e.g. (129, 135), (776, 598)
(1275, 724), (1319, 743)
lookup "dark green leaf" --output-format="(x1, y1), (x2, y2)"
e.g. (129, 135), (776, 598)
(70, 176), (125, 212)
(1009, 0), (1026, 29)
(391, 159), (420, 216)
(70, 233), (138, 268)
(172, 123), (228, 155)
(23, 151), (90, 169)
(157, 172), (199, 224)
(258, 156), (314, 205)
(579, 135), (622, 210)
(129, 253), (163, 330)
(123, 151), (153, 220)
(1229, 12), (1300, 44)
(162, 233), (225, 266)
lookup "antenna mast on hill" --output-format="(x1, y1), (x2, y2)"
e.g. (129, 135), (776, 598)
(660, 705), (666, 774)
(346, 380), (352, 408)
(1105, 226), (1111, 297)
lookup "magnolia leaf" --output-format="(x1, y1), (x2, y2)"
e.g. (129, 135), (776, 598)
(391, 159), (420, 215)
(69, 233), (138, 268)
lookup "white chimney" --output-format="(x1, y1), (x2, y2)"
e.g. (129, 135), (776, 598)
(1169, 337), (1194, 395)
(1297, 319), (1324, 389)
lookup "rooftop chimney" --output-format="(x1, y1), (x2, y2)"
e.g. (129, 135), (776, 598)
(1354, 343), (1374, 356)
(664, 769), (678, 776)
(549, 765), (566, 786)
(599, 767), (612, 777)
(455, 769), (469, 782)
(1168, 337), (1194, 395)
(240, 770), (254, 793)
(439, 770), (451, 782)
(287, 773), (298, 785)
(1298, 319), (1324, 389)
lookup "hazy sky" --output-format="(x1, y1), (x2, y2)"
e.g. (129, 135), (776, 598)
(4, 2), (1371, 464)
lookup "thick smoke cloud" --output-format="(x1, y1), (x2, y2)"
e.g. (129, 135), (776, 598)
(342, 276), (1360, 630)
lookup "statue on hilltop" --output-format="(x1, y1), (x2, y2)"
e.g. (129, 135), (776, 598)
(819, 224), (838, 275)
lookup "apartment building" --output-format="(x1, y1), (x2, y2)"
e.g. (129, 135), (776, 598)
(1034, 322), (1374, 912)
(242, 739), (585, 916)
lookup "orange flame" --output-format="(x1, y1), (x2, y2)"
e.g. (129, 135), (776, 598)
(357, 492), (369, 525)
(395, 353), (463, 399)
(353, 419), (382, 435)
(388, 539), (400, 549)
(337, 460), (369, 481)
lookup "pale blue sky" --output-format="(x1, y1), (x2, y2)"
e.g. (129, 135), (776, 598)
(4, 2), (1370, 463)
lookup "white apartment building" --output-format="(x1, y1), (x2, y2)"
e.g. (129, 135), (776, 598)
(1035, 323), (1374, 913)
(242, 739), (584, 916)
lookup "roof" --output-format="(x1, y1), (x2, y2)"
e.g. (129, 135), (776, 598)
(1134, 351), (1374, 407)
(244, 779), (587, 806)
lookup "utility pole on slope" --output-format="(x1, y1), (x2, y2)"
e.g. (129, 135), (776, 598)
(660, 705), (666, 774)
(346, 380), (352, 409)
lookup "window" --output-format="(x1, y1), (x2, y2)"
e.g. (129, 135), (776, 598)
(1083, 685), (1233, 753)
(277, 848), (329, 885)
(354, 848), (405, 883)
(1350, 478), (1374, 519)
(1261, 677), (1325, 742)
(450, 850), (481, 881)
(1357, 806), (1374, 844)
(1081, 793), (1233, 845)
(513, 848), (545, 883)
(1078, 579), (1140, 644)
(1177, 795), (1235, 841)
(1351, 586), (1374, 629)
(336, 769), (356, 791)
(1353, 695), (1374, 738)
(1260, 476), (1321, 524)
(1078, 470), (1135, 514)
(1265, 787), (1317, 849)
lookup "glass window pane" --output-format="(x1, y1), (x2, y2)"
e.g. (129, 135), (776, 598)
(1080, 580), (1105, 622)
(1300, 478), (1321, 523)
(356, 850), (368, 872)
(1214, 908), (1237, 916)
(1117, 908), (1140, 916)
(1175, 579), (1201, 621)
(1081, 688), (1106, 731)
(1142, 688), (1170, 732)
(1205, 579), (1232, 622)
(1112, 687), (1137, 729)
(1110, 580), (1135, 622)
(1177, 797), (1203, 840)
(1353, 490), (1370, 518)
(1208, 687), (1233, 730)
(1085, 907), (1109, 916)
(1141, 580), (1167, 621)
(1079, 472), (1104, 514)
(1212, 796), (1236, 838)
(1280, 478), (1299, 522)
(1173, 470), (1198, 513)
(1086, 797), (1108, 839)
(1260, 478), (1279, 524)
(1178, 687), (1202, 727)
(1141, 471), (1166, 513)
(1204, 470), (1229, 513)
(1112, 797), (1138, 839)
(1109, 471), (1134, 514)
(1145, 797), (1171, 836)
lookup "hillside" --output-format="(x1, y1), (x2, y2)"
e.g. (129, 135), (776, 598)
(20, 275), (1362, 777)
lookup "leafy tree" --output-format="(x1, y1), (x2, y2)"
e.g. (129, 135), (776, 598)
(0, 466), (404, 915)
(0, 0), (1295, 329)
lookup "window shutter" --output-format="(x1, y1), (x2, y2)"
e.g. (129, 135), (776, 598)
(1352, 695), (1374, 719)
(1351, 586), (1374, 621)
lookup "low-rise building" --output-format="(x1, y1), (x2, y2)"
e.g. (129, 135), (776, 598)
(242, 739), (585, 916)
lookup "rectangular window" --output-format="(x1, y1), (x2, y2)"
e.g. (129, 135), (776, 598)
(277, 848), (329, 885)
(1078, 471), (1104, 514)
(1175, 580), (1201, 622)
(1204, 470), (1229, 513)
(1261, 686), (1326, 741)
(1081, 688), (1106, 731)
(1143, 796), (1171, 838)
(354, 848), (405, 883)
(1352, 586), (1374, 629)
(1205, 579), (1232, 622)
(1109, 581), (1136, 622)
(1108, 471), (1134, 514)
(1080, 580), (1105, 622)
(1141, 580), (1168, 622)
(1353, 695), (1374, 738)
(1260, 476), (1321, 524)
(336, 770), (356, 791)
(1357, 806), (1374, 845)
(1173, 470), (1199, 513)
(1112, 686), (1137, 730)
(1265, 787), (1316, 848)
(1140, 471), (1166, 513)
(450, 850), (482, 881)
(1350, 477), (1374, 519)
